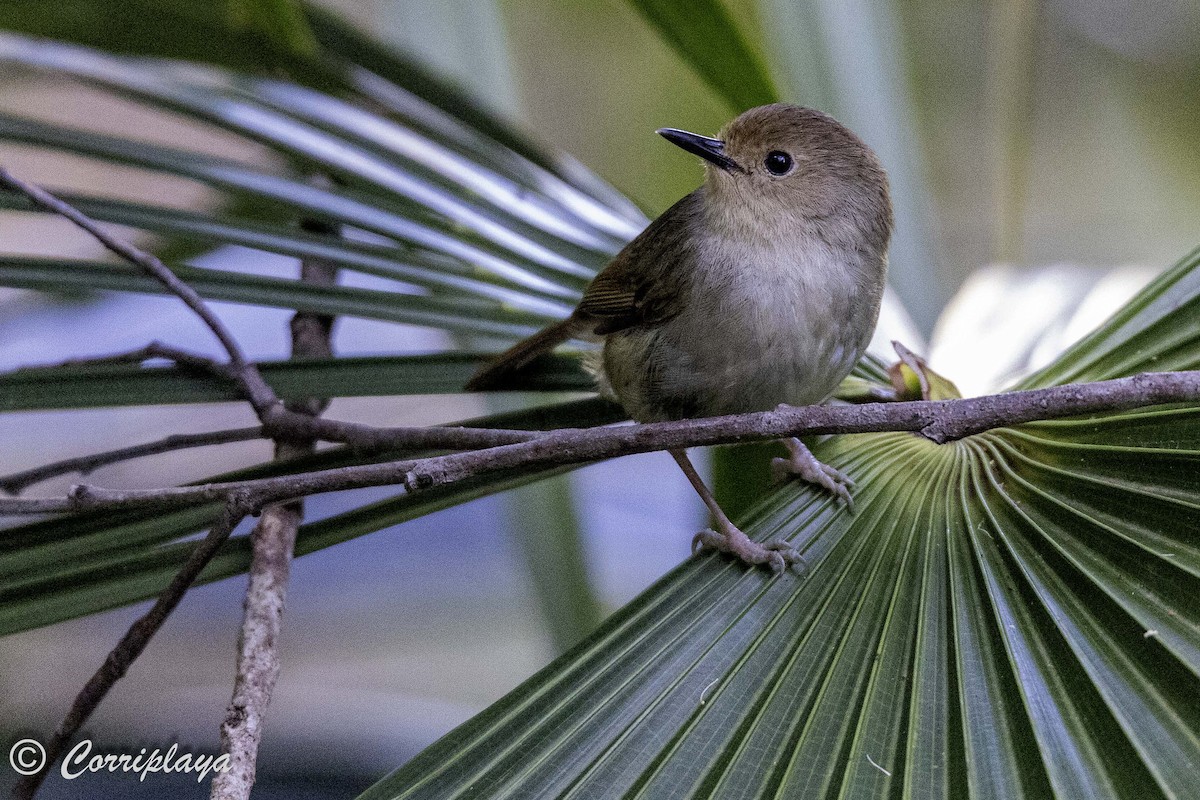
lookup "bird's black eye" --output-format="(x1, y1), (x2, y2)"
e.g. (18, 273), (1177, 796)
(763, 150), (793, 176)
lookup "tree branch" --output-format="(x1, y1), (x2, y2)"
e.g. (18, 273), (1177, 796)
(270, 412), (538, 452)
(2, 166), (279, 800)
(0, 167), (280, 417)
(0, 427), (265, 494)
(0, 407), (562, 497)
(213, 210), (340, 800)
(10, 499), (251, 800)
(51, 342), (241, 374)
(1, 369), (1196, 520)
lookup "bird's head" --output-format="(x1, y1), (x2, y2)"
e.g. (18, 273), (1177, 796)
(658, 103), (892, 249)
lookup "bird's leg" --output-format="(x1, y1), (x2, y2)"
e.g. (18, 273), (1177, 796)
(669, 449), (800, 573)
(771, 437), (855, 510)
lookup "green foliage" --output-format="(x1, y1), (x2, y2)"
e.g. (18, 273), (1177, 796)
(621, 0), (779, 111)
(359, 247), (1200, 800)
(226, 0), (319, 58)
(0, 4), (1198, 799)
(0, 256), (552, 338)
(0, 354), (592, 411)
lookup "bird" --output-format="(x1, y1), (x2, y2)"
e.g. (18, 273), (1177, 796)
(467, 103), (893, 572)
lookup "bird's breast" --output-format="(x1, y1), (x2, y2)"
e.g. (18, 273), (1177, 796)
(600, 237), (881, 422)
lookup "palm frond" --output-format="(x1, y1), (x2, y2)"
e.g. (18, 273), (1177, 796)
(359, 247), (1200, 798)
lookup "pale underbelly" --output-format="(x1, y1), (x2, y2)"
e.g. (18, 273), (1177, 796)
(598, 300), (868, 422)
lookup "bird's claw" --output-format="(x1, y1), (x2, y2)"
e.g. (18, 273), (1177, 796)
(692, 526), (802, 573)
(772, 438), (855, 512)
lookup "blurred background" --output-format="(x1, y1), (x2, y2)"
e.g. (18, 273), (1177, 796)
(1, 0), (1199, 796)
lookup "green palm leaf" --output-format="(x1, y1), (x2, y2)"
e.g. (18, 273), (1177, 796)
(0, 0), (645, 227)
(358, 248), (1200, 798)
(0, 256), (554, 337)
(0, 191), (583, 310)
(621, 0), (778, 111)
(0, 110), (596, 294)
(0, 354), (591, 411)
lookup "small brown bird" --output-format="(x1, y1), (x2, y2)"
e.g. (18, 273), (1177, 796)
(468, 104), (892, 572)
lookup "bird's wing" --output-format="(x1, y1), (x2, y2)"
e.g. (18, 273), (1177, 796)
(466, 192), (702, 390)
(577, 191), (700, 336)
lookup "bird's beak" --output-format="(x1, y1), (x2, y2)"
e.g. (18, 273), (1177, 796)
(657, 128), (743, 173)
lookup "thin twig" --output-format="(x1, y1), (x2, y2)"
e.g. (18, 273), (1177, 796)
(1, 369), (1196, 519)
(401, 370), (1200, 484)
(0, 427), (265, 494)
(10, 500), (251, 800)
(0, 167), (278, 416)
(269, 412), (538, 452)
(213, 210), (339, 800)
(48, 342), (239, 375)
(212, 504), (296, 800)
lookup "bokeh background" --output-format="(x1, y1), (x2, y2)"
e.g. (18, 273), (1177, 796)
(2, 0), (1199, 796)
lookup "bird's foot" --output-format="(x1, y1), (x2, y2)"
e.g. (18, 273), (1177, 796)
(692, 523), (801, 573)
(771, 437), (855, 511)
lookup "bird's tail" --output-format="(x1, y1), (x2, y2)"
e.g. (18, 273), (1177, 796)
(465, 314), (587, 391)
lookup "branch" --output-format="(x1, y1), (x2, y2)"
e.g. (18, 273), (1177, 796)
(0, 167), (279, 416)
(10, 499), (250, 800)
(1, 370), (1196, 519)
(212, 505), (295, 800)
(0, 427), (265, 494)
(52, 342), (241, 374)
(0, 413), (557, 498)
(213, 210), (339, 800)
(269, 412), (538, 452)
(400, 370), (1200, 484)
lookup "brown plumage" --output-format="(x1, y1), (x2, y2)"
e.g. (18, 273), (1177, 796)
(464, 191), (698, 391)
(467, 104), (893, 572)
